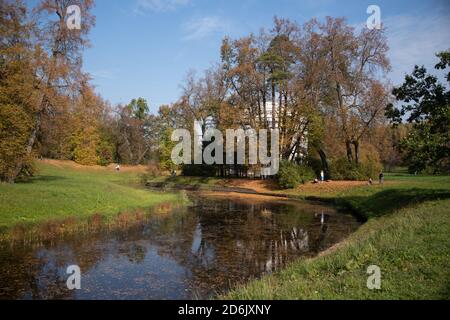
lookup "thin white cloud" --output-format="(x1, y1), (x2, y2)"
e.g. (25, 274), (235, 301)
(385, 10), (450, 85)
(90, 70), (117, 80)
(182, 16), (231, 41)
(136, 0), (190, 13)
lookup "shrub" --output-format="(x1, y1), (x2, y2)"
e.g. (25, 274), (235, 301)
(146, 163), (162, 177)
(329, 157), (381, 181)
(73, 142), (99, 166)
(278, 161), (315, 189)
(360, 156), (382, 180)
(97, 140), (115, 166)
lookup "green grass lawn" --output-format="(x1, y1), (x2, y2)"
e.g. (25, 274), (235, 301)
(2, 163), (449, 299)
(0, 161), (181, 230)
(224, 174), (450, 300)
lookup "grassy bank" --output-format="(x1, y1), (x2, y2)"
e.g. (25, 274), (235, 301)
(146, 175), (221, 189)
(0, 160), (182, 230)
(2, 165), (449, 299)
(223, 174), (450, 299)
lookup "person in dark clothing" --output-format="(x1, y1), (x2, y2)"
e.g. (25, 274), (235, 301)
(379, 171), (384, 185)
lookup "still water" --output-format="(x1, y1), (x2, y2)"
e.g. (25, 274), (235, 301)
(0, 193), (359, 300)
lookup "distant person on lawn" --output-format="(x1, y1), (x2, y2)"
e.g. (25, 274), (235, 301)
(379, 171), (384, 185)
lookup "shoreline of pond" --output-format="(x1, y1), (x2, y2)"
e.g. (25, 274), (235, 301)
(146, 182), (368, 222)
(0, 181), (365, 246)
(0, 195), (360, 300)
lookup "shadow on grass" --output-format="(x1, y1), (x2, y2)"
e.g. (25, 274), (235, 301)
(20, 175), (67, 184)
(148, 176), (216, 188)
(339, 188), (450, 221)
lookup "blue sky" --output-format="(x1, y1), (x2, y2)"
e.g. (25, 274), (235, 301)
(79, 0), (450, 112)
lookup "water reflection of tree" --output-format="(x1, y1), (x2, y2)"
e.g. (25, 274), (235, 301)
(123, 243), (146, 264)
(0, 197), (357, 299)
(0, 228), (135, 299)
(144, 198), (325, 297)
(0, 245), (77, 299)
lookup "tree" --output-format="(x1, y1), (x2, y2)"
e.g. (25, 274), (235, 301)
(115, 98), (153, 165)
(386, 51), (450, 173)
(127, 97), (149, 120)
(0, 0), (39, 182)
(70, 85), (105, 166)
(371, 123), (407, 171)
(319, 17), (390, 165)
(220, 20), (314, 162)
(158, 127), (178, 172)
(0, 0), (95, 182)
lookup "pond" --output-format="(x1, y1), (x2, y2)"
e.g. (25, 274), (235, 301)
(0, 193), (359, 300)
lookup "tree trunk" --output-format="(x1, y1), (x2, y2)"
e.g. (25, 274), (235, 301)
(346, 140), (353, 163)
(318, 148), (329, 178)
(135, 147), (149, 165)
(271, 79), (276, 129)
(262, 93), (267, 128)
(279, 83), (283, 126)
(353, 141), (360, 165)
(257, 98), (262, 126)
(279, 83), (285, 151)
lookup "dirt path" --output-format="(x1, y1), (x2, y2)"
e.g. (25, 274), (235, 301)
(218, 179), (280, 193)
(200, 191), (289, 202)
(218, 179), (368, 195)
